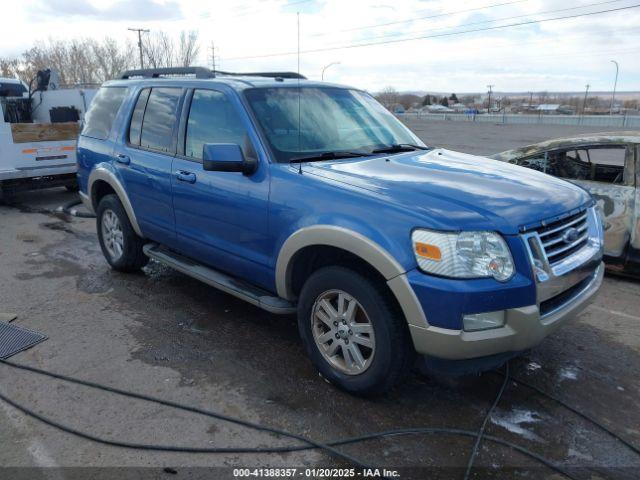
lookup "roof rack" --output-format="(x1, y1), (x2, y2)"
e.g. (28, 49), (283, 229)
(119, 67), (307, 81)
(120, 67), (214, 79)
(215, 70), (307, 80)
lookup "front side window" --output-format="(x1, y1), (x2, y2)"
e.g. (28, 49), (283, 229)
(244, 87), (422, 163)
(185, 89), (249, 159)
(140, 87), (182, 153)
(81, 86), (127, 140)
(519, 146), (627, 184)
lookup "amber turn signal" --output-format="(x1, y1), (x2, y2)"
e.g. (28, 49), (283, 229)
(414, 242), (442, 261)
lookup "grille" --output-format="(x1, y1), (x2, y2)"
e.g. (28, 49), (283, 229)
(534, 209), (589, 266)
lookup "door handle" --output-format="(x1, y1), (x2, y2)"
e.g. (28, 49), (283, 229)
(116, 154), (130, 165)
(176, 171), (197, 184)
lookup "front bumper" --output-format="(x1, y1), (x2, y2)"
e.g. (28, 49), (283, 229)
(0, 163), (76, 181)
(408, 262), (604, 359)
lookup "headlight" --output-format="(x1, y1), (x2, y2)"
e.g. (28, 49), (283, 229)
(412, 229), (515, 281)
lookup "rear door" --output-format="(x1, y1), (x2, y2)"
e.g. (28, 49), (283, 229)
(114, 87), (184, 247)
(171, 88), (272, 289)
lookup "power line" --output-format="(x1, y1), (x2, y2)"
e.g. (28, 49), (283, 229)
(329, 0), (627, 45)
(197, 0), (311, 21)
(313, 0), (529, 37)
(224, 3), (640, 61)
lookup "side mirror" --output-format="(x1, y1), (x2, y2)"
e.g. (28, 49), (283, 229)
(202, 143), (257, 175)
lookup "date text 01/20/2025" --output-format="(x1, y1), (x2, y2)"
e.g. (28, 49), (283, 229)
(232, 468), (401, 477)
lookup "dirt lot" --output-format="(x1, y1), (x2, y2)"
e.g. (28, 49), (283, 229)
(1, 122), (639, 479)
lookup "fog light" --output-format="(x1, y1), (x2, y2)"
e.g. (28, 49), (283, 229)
(463, 311), (505, 331)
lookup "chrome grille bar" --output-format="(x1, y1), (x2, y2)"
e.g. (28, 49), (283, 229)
(538, 213), (588, 238)
(542, 223), (588, 248)
(546, 232), (589, 259)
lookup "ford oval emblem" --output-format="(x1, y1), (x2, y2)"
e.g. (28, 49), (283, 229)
(562, 227), (580, 244)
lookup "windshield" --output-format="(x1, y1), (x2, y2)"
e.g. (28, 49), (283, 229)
(244, 87), (425, 163)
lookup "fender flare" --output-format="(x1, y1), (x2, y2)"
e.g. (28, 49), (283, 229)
(88, 166), (144, 237)
(275, 225), (428, 328)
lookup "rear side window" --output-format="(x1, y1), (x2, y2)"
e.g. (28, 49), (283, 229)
(81, 87), (127, 140)
(140, 88), (182, 153)
(128, 88), (150, 146)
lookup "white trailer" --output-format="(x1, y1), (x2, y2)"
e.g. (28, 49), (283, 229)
(0, 75), (96, 195)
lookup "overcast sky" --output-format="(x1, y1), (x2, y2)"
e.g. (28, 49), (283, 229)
(2, 0), (639, 93)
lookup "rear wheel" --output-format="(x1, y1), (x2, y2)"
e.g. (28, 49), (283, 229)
(96, 194), (148, 272)
(297, 266), (414, 396)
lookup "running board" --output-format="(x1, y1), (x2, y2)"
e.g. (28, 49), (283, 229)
(143, 244), (296, 315)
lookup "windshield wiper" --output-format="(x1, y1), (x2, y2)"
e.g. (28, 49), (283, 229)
(371, 143), (430, 154)
(289, 151), (369, 163)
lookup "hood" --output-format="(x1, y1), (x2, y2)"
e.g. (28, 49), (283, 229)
(305, 148), (592, 234)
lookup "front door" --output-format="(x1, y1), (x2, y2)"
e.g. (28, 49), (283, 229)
(171, 88), (273, 290)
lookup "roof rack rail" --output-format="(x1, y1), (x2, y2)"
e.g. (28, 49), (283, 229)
(215, 70), (307, 80)
(120, 67), (214, 79)
(118, 67), (307, 81)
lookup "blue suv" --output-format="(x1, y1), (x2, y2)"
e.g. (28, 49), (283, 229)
(77, 68), (604, 395)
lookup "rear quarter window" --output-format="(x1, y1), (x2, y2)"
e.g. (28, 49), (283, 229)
(81, 86), (127, 140)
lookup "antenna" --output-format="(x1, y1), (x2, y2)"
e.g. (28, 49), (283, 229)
(297, 12), (302, 175)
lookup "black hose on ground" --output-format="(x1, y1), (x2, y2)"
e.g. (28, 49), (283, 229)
(61, 198), (96, 218)
(497, 372), (640, 457)
(0, 359), (578, 479)
(464, 362), (510, 480)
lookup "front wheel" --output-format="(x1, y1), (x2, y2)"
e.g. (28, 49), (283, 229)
(96, 194), (148, 272)
(297, 266), (414, 396)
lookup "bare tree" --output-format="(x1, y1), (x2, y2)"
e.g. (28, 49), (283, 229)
(376, 86), (399, 110)
(90, 38), (136, 81)
(178, 31), (200, 67)
(143, 30), (200, 68)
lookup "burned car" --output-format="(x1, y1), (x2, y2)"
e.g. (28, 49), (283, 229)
(492, 133), (639, 274)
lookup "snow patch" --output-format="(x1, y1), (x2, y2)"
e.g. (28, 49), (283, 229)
(526, 361), (542, 372)
(490, 408), (546, 443)
(559, 366), (579, 381)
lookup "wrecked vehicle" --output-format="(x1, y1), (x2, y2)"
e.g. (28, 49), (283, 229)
(77, 67), (604, 395)
(492, 133), (639, 275)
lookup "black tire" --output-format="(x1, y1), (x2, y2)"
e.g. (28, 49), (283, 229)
(96, 194), (148, 272)
(297, 266), (414, 396)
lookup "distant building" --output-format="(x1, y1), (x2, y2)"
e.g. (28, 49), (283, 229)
(423, 104), (454, 113)
(536, 104), (575, 115)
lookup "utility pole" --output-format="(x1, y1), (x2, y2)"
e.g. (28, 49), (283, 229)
(610, 60), (619, 115)
(210, 42), (216, 73)
(128, 28), (149, 69)
(528, 91), (534, 108)
(582, 84), (590, 115)
(486, 85), (494, 113)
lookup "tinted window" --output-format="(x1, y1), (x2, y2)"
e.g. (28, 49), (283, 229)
(81, 87), (127, 140)
(128, 88), (150, 146)
(140, 88), (182, 152)
(0, 82), (27, 97)
(185, 90), (249, 159)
